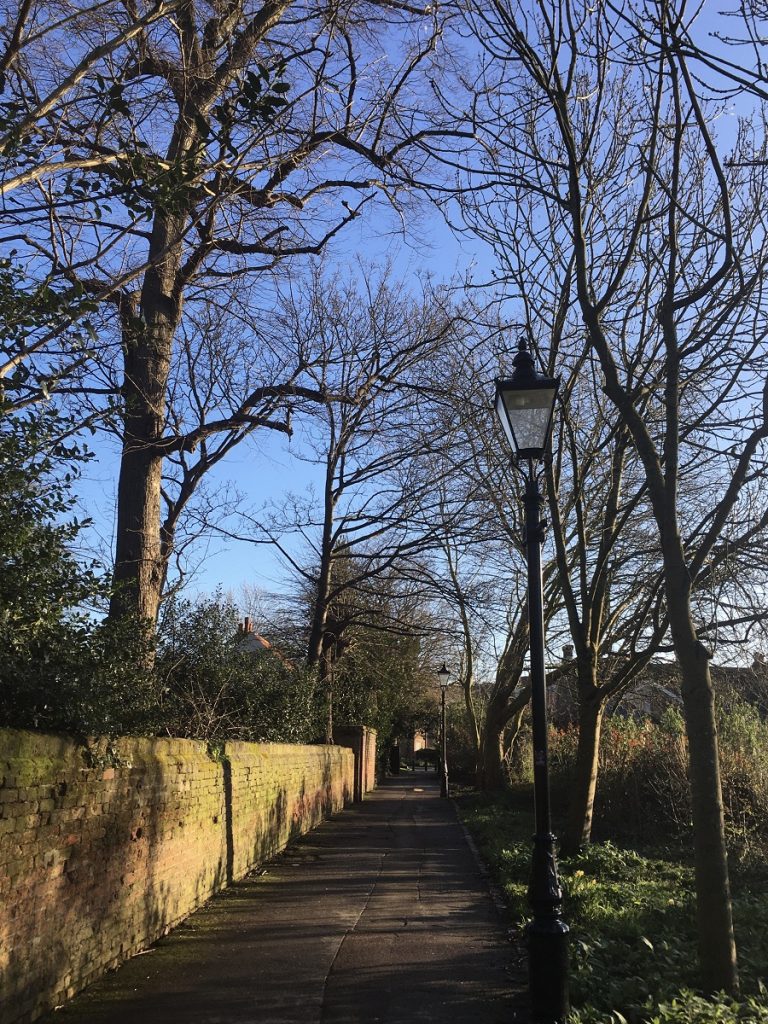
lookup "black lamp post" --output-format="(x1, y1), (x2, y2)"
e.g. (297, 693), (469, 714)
(437, 662), (451, 798)
(495, 337), (569, 1024)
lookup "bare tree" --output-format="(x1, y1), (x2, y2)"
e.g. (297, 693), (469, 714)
(546, 360), (670, 853)
(219, 265), (464, 733)
(0, 0), (466, 624)
(439, 0), (768, 992)
(494, 231), (672, 851)
(401, 314), (565, 789)
(414, 472), (523, 783)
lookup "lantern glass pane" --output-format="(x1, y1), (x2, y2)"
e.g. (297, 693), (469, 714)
(499, 388), (556, 454)
(494, 390), (517, 450)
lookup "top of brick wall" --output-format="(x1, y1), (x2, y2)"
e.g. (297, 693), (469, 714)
(0, 728), (359, 787)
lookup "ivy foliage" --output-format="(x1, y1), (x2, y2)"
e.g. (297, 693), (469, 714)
(155, 593), (323, 743)
(457, 790), (768, 1024)
(0, 258), (98, 411)
(0, 409), (157, 735)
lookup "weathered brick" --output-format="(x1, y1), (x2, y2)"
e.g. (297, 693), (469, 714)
(0, 727), (361, 1024)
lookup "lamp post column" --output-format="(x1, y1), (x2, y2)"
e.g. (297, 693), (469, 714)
(437, 662), (451, 797)
(440, 684), (449, 798)
(524, 468), (569, 1024)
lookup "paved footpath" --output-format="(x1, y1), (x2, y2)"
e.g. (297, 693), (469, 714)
(42, 775), (525, 1024)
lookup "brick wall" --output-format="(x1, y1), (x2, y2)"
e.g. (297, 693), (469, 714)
(0, 730), (355, 1024)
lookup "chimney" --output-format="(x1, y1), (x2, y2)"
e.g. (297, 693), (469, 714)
(243, 616), (252, 634)
(563, 644), (574, 662)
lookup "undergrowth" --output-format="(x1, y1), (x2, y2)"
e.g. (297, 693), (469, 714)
(457, 790), (768, 1024)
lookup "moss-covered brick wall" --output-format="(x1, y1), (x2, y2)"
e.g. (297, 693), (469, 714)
(0, 730), (354, 1024)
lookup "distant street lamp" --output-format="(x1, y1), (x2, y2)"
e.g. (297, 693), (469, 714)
(495, 337), (569, 1024)
(437, 662), (452, 798)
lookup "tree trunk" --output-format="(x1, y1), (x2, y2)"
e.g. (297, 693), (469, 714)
(110, 440), (165, 624)
(109, 200), (186, 625)
(582, 304), (740, 991)
(306, 450), (337, 668)
(306, 538), (334, 743)
(319, 643), (334, 744)
(306, 544), (333, 669)
(477, 695), (508, 790)
(109, 319), (175, 625)
(562, 693), (604, 856)
(671, 603), (738, 994)
(478, 728), (506, 791)
(478, 691), (529, 790)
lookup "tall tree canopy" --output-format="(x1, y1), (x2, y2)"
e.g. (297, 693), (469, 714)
(0, 0), (463, 623)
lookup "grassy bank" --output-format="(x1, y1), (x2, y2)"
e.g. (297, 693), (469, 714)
(456, 789), (768, 1024)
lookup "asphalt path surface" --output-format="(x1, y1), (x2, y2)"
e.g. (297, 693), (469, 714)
(42, 774), (523, 1024)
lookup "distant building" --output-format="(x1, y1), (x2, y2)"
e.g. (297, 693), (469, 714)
(236, 617), (294, 668)
(402, 729), (431, 757)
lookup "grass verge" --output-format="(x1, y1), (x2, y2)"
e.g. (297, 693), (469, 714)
(455, 788), (768, 1024)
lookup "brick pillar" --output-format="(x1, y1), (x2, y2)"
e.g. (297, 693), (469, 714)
(333, 726), (377, 801)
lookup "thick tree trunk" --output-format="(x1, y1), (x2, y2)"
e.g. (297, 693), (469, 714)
(306, 532), (335, 742)
(319, 643), (334, 745)
(562, 692), (604, 856)
(109, 321), (175, 625)
(478, 728), (506, 790)
(477, 690), (529, 790)
(110, 441), (165, 624)
(306, 556), (331, 669)
(477, 694), (509, 790)
(108, 201), (186, 625)
(670, 602), (738, 994)
(306, 450), (337, 669)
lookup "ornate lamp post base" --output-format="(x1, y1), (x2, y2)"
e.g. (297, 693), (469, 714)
(528, 831), (569, 1023)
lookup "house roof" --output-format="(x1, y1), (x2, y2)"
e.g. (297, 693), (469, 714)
(236, 617), (295, 668)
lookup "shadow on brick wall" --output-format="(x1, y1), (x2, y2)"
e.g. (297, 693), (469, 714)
(2, 733), (354, 1024)
(4, 742), (230, 1024)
